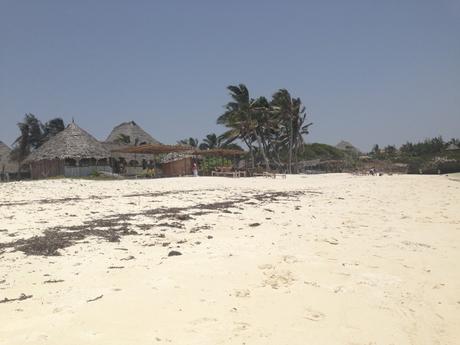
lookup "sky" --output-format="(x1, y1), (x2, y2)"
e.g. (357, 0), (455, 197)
(1, 0), (459, 151)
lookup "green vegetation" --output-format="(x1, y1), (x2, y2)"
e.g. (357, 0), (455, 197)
(370, 137), (460, 174)
(217, 84), (312, 173)
(298, 143), (346, 161)
(177, 134), (243, 151)
(10, 114), (65, 162)
(200, 157), (233, 175)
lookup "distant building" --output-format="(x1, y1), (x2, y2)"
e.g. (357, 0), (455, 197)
(446, 143), (460, 151)
(0, 141), (19, 180)
(25, 122), (112, 179)
(335, 140), (361, 155)
(105, 121), (161, 146)
(104, 121), (161, 175)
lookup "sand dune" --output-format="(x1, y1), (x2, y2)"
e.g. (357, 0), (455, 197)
(0, 174), (459, 344)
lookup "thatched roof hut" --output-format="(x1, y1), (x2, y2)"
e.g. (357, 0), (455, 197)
(105, 121), (160, 145)
(115, 143), (192, 155)
(26, 122), (110, 162)
(446, 143), (460, 151)
(336, 140), (361, 155)
(0, 141), (18, 175)
(104, 121), (162, 175)
(0, 141), (11, 156)
(25, 123), (112, 179)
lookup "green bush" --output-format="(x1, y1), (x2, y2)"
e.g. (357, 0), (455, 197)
(299, 143), (347, 160)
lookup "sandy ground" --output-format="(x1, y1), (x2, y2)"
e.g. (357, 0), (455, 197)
(0, 174), (459, 345)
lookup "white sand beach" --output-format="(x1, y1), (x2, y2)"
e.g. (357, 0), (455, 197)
(0, 174), (459, 344)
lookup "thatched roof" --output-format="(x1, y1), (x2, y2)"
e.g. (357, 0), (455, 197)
(0, 141), (11, 160)
(336, 140), (361, 154)
(106, 121), (161, 145)
(0, 141), (18, 173)
(25, 123), (111, 162)
(114, 143), (193, 155)
(115, 144), (245, 157)
(161, 151), (193, 163)
(103, 141), (158, 162)
(192, 148), (245, 156)
(446, 143), (460, 151)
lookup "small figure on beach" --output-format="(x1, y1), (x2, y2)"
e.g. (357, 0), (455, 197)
(146, 167), (155, 178)
(192, 162), (198, 177)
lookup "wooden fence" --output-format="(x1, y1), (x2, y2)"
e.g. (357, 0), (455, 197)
(161, 157), (192, 177)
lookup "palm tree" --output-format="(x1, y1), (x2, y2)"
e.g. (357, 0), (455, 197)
(271, 90), (311, 173)
(291, 99), (312, 172)
(271, 90), (295, 173)
(217, 84), (258, 169)
(199, 133), (220, 150)
(177, 137), (199, 148)
(11, 114), (44, 162)
(251, 96), (276, 170)
(217, 85), (312, 172)
(42, 118), (65, 144)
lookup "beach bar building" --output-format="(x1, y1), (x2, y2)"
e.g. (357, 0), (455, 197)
(115, 145), (245, 177)
(161, 153), (194, 177)
(25, 123), (112, 179)
(113, 143), (193, 177)
(103, 121), (161, 175)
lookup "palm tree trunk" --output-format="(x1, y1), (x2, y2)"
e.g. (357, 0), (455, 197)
(294, 140), (299, 173)
(288, 117), (293, 174)
(256, 135), (270, 171)
(243, 138), (255, 169)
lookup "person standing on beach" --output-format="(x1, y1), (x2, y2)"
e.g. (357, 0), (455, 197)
(192, 162), (198, 177)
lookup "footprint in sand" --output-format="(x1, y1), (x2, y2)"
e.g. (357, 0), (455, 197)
(258, 263), (274, 270)
(303, 307), (325, 321)
(259, 262), (295, 289)
(189, 317), (218, 325)
(262, 269), (295, 289)
(282, 255), (299, 264)
(233, 321), (250, 332)
(233, 289), (251, 298)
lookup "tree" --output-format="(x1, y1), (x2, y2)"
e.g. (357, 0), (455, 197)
(42, 118), (65, 144)
(291, 98), (313, 171)
(370, 144), (381, 158)
(199, 133), (220, 150)
(251, 96), (277, 170)
(11, 114), (44, 162)
(177, 137), (199, 148)
(399, 142), (414, 156)
(217, 84), (312, 172)
(449, 138), (460, 146)
(217, 84), (258, 168)
(11, 115), (66, 162)
(271, 89), (311, 173)
(383, 145), (397, 157)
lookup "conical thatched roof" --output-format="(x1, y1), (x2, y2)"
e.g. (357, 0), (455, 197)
(446, 143), (460, 151)
(336, 140), (361, 154)
(25, 123), (111, 162)
(0, 141), (18, 173)
(105, 121), (160, 146)
(0, 141), (11, 158)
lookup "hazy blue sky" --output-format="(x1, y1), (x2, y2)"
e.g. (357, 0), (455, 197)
(1, 0), (459, 151)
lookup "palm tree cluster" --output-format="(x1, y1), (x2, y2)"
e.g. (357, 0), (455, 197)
(10, 114), (65, 162)
(177, 134), (242, 151)
(370, 137), (460, 160)
(217, 84), (312, 173)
